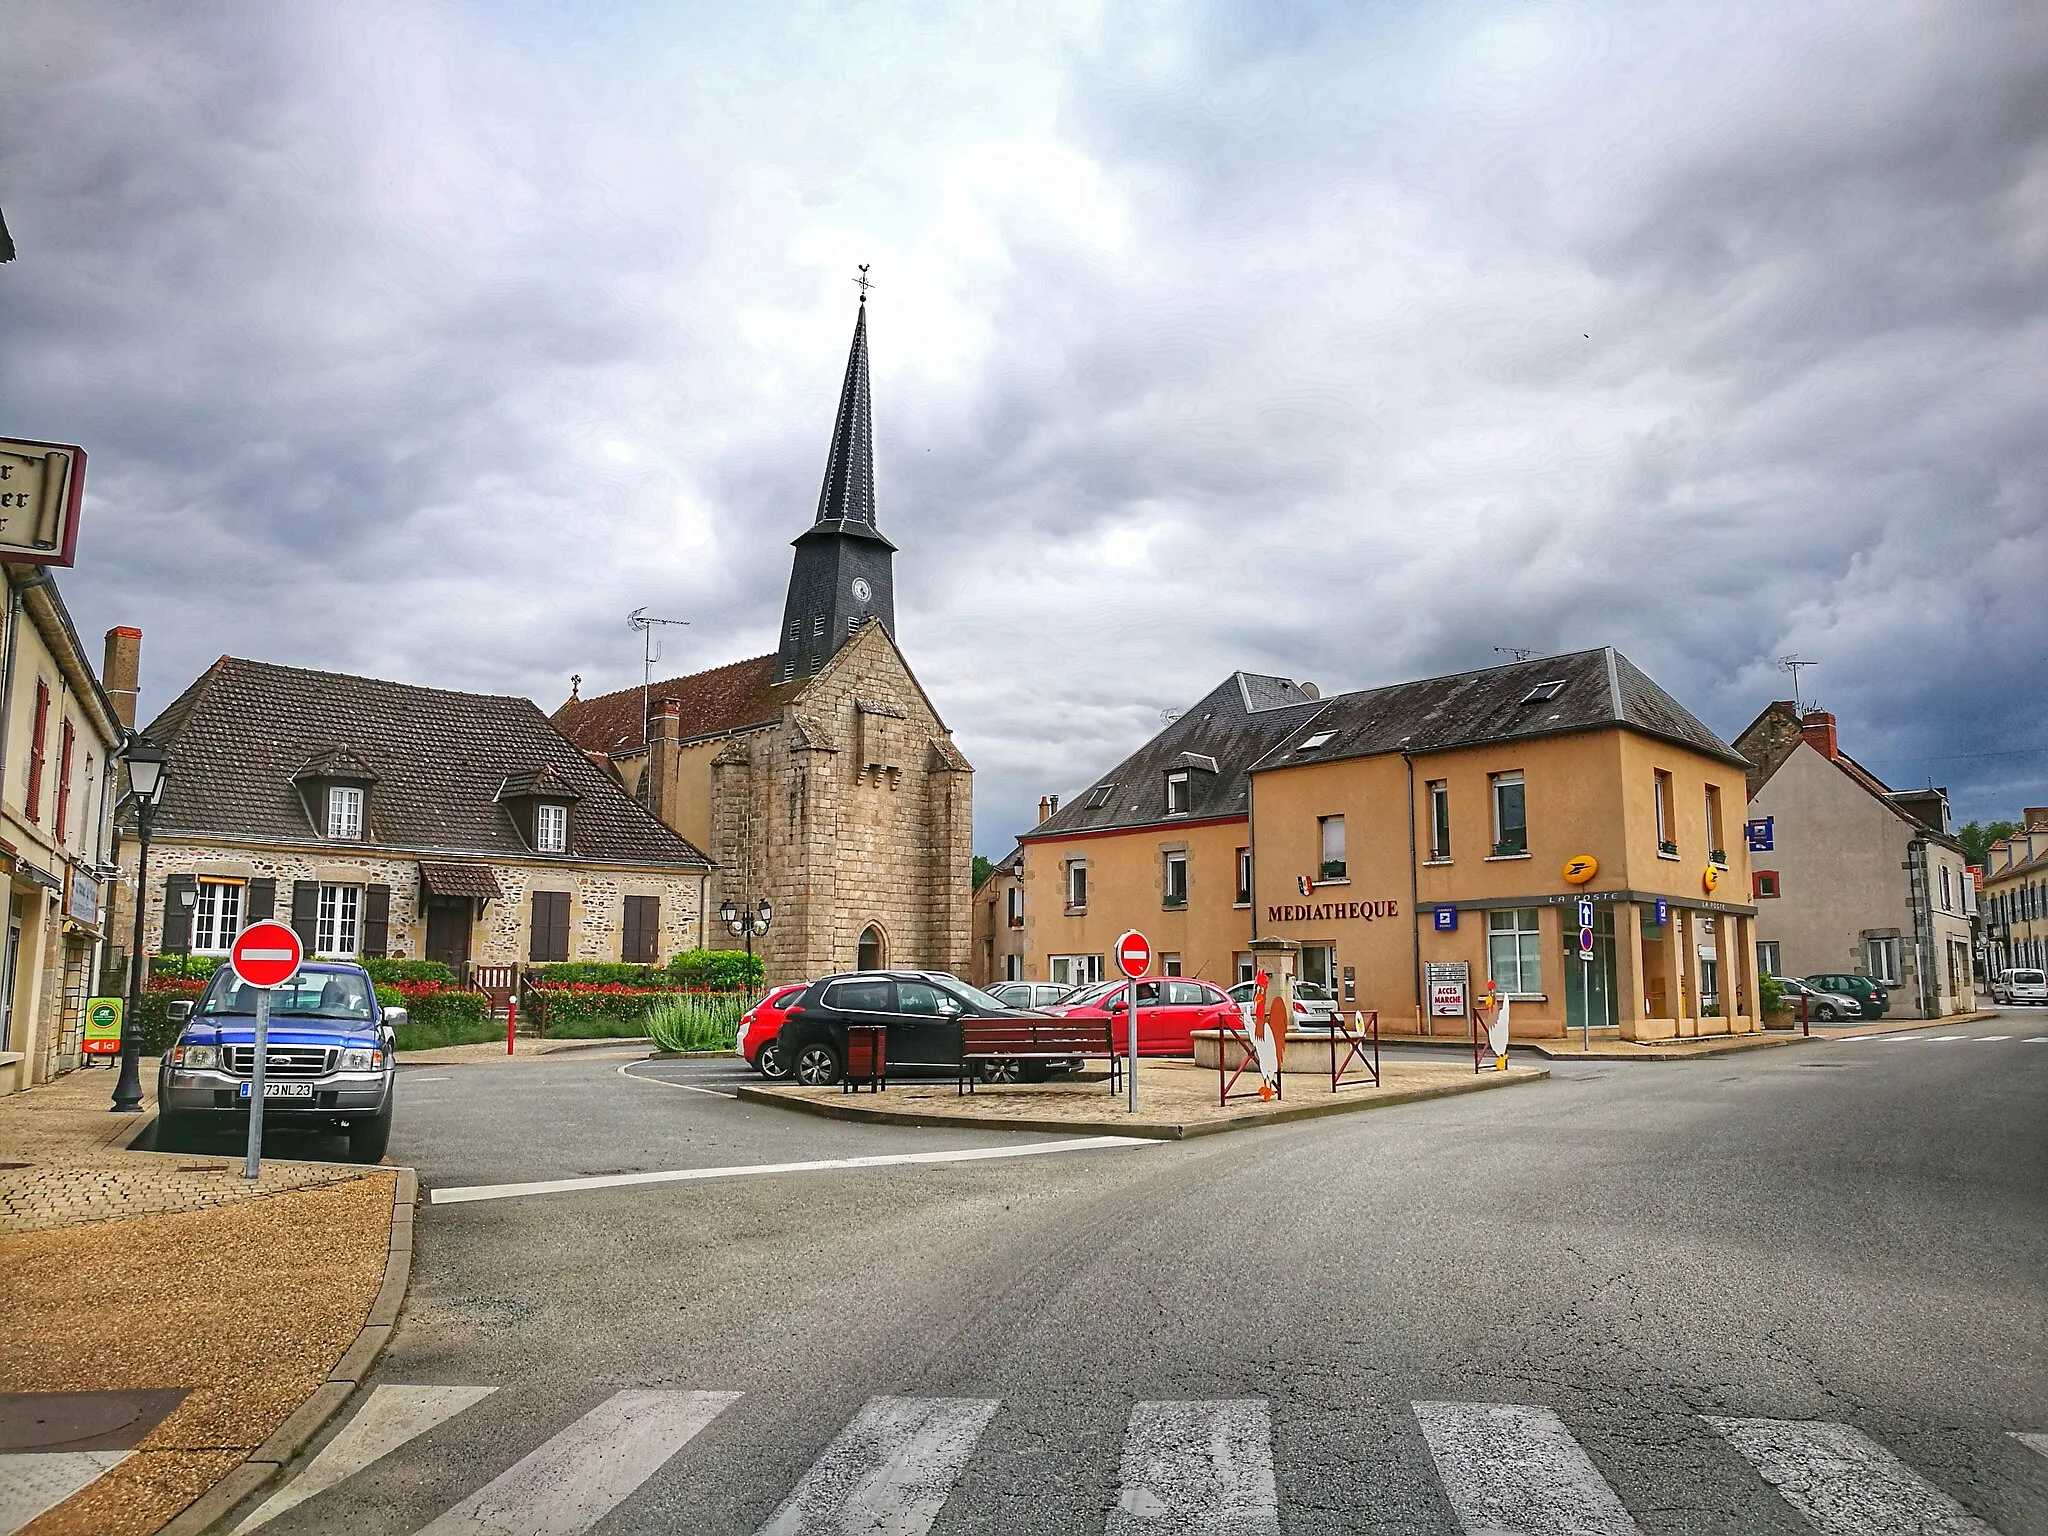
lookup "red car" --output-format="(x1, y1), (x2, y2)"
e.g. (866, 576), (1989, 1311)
(1042, 978), (1239, 1056)
(736, 983), (808, 1078)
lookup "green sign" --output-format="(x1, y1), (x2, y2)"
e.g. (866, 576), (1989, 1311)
(83, 996), (123, 1055)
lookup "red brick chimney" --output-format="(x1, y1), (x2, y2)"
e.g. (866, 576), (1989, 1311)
(2025, 807), (2048, 832)
(102, 627), (141, 728)
(1800, 710), (1838, 761)
(644, 697), (683, 825)
(1038, 796), (1051, 823)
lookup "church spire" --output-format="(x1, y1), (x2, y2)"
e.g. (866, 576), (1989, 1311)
(812, 296), (876, 530)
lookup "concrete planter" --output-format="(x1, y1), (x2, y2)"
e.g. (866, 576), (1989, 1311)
(1189, 1028), (1349, 1071)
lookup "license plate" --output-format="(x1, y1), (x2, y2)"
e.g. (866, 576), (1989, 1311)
(238, 1081), (315, 1099)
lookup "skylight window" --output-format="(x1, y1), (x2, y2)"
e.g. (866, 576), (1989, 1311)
(1297, 730), (1336, 751)
(1084, 783), (1116, 810)
(1520, 680), (1567, 704)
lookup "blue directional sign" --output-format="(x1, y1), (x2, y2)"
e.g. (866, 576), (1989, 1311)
(1433, 905), (1458, 932)
(1654, 897), (1670, 926)
(1746, 816), (1774, 852)
(1576, 898), (1595, 928)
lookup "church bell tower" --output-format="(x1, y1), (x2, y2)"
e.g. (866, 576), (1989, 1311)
(774, 294), (897, 684)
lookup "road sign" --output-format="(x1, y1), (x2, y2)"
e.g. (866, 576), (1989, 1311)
(1653, 897), (1669, 926)
(1746, 816), (1774, 852)
(83, 997), (122, 1055)
(1114, 930), (1152, 979)
(1432, 905), (1458, 932)
(1425, 961), (1469, 1018)
(1577, 898), (1595, 961)
(0, 438), (86, 567)
(231, 921), (303, 988)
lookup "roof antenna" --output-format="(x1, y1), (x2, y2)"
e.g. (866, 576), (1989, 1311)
(853, 263), (874, 303)
(628, 608), (691, 749)
(1494, 647), (1538, 663)
(1779, 655), (1815, 717)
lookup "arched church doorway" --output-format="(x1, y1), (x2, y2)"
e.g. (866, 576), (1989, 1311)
(857, 926), (886, 971)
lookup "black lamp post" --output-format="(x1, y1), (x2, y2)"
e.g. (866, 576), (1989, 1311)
(719, 894), (772, 1004)
(112, 735), (169, 1113)
(176, 883), (198, 977)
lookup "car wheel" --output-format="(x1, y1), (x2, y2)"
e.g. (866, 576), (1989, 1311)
(979, 1058), (1023, 1084)
(1814, 1003), (1838, 1022)
(756, 1040), (790, 1080)
(348, 1098), (393, 1164)
(794, 1042), (842, 1086)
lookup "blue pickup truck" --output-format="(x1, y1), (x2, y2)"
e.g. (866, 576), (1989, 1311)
(157, 960), (399, 1162)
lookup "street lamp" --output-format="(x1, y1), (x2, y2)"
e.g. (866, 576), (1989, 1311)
(112, 734), (169, 1114)
(719, 895), (772, 1002)
(176, 883), (198, 978)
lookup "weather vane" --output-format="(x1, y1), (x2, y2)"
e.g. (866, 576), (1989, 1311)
(853, 263), (874, 302)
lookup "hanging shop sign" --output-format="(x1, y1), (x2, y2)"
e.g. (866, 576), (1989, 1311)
(1745, 816), (1774, 852)
(0, 438), (86, 567)
(1701, 864), (1721, 894)
(1563, 854), (1598, 885)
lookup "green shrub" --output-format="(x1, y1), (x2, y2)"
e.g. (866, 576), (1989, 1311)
(645, 994), (744, 1053)
(524, 961), (660, 986)
(137, 979), (206, 1053)
(150, 954), (224, 981)
(665, 949), (764, 991)
(1760, 973), (1786, 1017)
(363, 957), (458, 985)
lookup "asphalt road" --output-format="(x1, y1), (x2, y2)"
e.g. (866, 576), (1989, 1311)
(228, 1016), (2048, 1535)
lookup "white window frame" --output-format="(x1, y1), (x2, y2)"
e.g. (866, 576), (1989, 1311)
(191, 879), (244, 954)
(326, 784), (363, 839)
(1319, 814), (1347, 879)
(1300, 944), (1336, 988)
(1491, 772), (1527, 855)
(1428, 780), (1451, 860)
(1005, 886), (1023, 927)
(1654, 769), (1675, 852)
(1235, 952), (1256, 984)
(1004, 954), (1022, 982)
(1164, 850), (1188, 907)
(316, 883), (362, 958)
(1487, 907), (1543, 996)
(1165, 771), (1190, 816)
(1235, 847), (1253, 906)
(1049, 953), (1103, 987)
(1161, 953), (1183, 976)
(1865, 936), (1902, 986)
(1757, 940), (1781, 977)
(535, 802), (568, 853)
(1705, 783), (1724, 859)
(1939, 864), (1952, 913)
(1066, 860), (1088, 910)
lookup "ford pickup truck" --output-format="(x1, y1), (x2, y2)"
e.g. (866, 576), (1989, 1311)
(156, 960), (399, 1162)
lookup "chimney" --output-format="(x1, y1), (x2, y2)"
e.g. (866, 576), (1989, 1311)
(1049, 794), (1059, 814)
(1799, 710), (1837, 761)
(2025, 807), (2048, 832)
(644, 697), (683, 826)
(1038, 796), (1050, 823)
(103, 627), (141, 729)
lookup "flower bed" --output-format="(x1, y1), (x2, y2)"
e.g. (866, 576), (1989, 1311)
(383, 981), (495, 1051)
(523, 982), (745, 1043)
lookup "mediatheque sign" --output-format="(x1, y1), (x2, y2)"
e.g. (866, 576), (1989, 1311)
(1267, 898), (1400, 924)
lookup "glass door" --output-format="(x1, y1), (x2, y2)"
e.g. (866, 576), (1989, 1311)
(1565, 908), (1618, 1032)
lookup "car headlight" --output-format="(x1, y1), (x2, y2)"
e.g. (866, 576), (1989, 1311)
(174, 1043), (219, 1070)
(339, 1048), (384, 1071)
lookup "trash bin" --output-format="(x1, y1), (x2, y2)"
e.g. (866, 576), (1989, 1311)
(843, 1024), (887, 1093)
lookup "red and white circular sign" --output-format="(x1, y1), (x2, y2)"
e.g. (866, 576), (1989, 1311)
(231, 921), (304, 989)
(1114, 930), (1152, 980)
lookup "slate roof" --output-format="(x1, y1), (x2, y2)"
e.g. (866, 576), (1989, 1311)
(551, 654), (806, 758)
(140, 657), (710, 868)
(1023, 673), (1325, 840)
(1249, 648), (1750, 773)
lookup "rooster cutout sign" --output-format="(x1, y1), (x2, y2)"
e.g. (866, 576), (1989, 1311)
(1248, 969), (1289, 1099)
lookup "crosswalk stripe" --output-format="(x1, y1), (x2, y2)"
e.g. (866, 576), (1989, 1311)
(754, 1396), (996, 1535)
(0, 1450), (129, 1535)
(230, 1385), (495, 1533)
(2011, 1431), (2048, 1460)
(416, 1389), (739, 1535)
(1413, 1402), (1642, 1535)
(1108, 1399), (1279, 1534)
(1705, 1417), (1998, 1534)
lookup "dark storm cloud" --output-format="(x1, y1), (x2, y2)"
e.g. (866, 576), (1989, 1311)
(2, 0), (2042, 854)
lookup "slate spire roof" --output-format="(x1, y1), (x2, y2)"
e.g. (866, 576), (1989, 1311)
(814, 300), (877, 533)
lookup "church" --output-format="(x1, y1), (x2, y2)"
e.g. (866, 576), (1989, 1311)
(551, 296), (974, 985)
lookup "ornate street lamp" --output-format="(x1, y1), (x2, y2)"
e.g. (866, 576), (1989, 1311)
(719, 895), (772, 1002)
(112, 735), (169, 1113)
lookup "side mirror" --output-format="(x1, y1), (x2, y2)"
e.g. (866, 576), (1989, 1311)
(167, 1000), (193, 1024)
(382, 1006), (409, 1029)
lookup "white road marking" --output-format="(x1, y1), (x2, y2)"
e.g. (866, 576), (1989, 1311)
(416, 1389), (738, 1536)
(2011, 1431), (2048, 1460)
(429, 1137), (1155, 1205)
(406, 1074), (454, 1082)
(1108, 1399), (1280, 1534)
(1976, 1035), (2011, 1042)
(618, 1063), (737, 1097)
(754, 1396), (997, 1535)
(1706, 1417), (1998, 1535)
(1413, 1401), (1643, 1535)
(230, 1385), (495, 1533)
(1925, 1036), (1967, 1042)
(0, 1450), (129, 1534)
(2028, 1038), (2048, 1044)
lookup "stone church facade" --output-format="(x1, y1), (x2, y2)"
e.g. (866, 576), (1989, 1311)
(553, 298), (973, 985)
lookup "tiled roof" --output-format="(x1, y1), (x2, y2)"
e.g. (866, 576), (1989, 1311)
(550, 653), (806, 757)
(1023, 673), (1325, 840)
(1250, 648), (1749, 772)
(420, 862), (506, 900)
(140, 657), (710, 868)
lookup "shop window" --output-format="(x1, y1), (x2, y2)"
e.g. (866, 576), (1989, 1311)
(1428, 780), (1451, 860)
(1490, 772), (1527, 857)
(1654, 770), (1677, 856)
(317, 884), (362, 957)
(1753, 870), (1780, 899)
(1066, 860), (1088, 910)
(1235, 847), (1252, 906)
(192, 879), (244, 954)
(1319, 815), (1347, 880)
(1164, 851), (1188, 908)
(1487, 908), (1543, 995)
(1166, 771), (1190, 816)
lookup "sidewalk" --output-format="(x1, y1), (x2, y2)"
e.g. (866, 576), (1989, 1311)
(0, 1068), (402, 1536)
(1368, 1029), (1812, 1061)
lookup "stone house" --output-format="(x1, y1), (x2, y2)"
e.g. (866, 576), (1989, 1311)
(0, 570), (127, 1096)
(970, 844), (1027, 986)
(1981, 808), (2048, 977)
(120, 652), (711, 976)
(552, 297), (973, 985)
(1734, 703), (1976, 1017)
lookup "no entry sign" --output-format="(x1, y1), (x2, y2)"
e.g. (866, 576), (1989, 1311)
(1114, 930), (1152, 979)
(231, 921), (303, 989)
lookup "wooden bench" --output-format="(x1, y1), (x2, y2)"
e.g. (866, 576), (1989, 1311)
(958, 1017), (1122, 1096)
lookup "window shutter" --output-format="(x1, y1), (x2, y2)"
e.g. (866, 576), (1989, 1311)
(290, 880), (319, 952)
(24, 680), (48, 823)
(624, 895), (658, 965)
(530, 891), (570, 963)
(244, 878), (276, 923)
(362, 883), (392, 958)
(162, 874), (197, 951)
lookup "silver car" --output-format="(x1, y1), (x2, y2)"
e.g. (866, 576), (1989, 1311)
(1228, 979), (1340, 1031)
(989, 981), (1076, 1011)
(1770, 976), (1863, 1022)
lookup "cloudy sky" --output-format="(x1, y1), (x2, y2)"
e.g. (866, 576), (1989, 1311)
(4, 0), (2045, 852)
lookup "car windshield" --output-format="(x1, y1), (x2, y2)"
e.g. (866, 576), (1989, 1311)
(1066, 981), (1124, 1006)
(1293, 982), (1335, 1001)
(938, 978), (1020, 1012)
(200, 969), (375, 1020)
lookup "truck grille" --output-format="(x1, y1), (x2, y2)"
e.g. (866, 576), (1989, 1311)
(225, 1045), (334, 1079)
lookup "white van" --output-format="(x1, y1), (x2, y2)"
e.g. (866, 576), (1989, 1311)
(1992, 968), (2047, 1006)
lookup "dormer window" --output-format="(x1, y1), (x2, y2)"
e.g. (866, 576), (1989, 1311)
(1166, 771), (1191, 816)
(327, 785), (364, 839)
(536, 802), (568, 853)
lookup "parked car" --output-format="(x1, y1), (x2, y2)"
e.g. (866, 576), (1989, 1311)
(736, 983), (808, 1077)
(1227, 978), (1340, 1031)
(156, 961), (398, 1162)
(1042, 978), (1239, 1056)
(1990, 968), (2047, 1006)
(1770, 976), (1863, 1022)
(1803, 972), (1890, 1019)
(771, 971), (1055, 1085)
(988, 981), (1076, 1011)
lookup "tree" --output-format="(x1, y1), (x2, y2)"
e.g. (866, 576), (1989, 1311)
(1957, 820), (2019, 866)
(971, 854), (994, 890)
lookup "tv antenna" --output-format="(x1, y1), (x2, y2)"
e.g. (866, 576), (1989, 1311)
(629, 608), (691, 748)
(1494, 647), (1538, 663)
(1779, 655), (1816, 716)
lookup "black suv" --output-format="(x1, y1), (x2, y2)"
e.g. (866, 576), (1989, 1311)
(772, 971), (1038, 1085)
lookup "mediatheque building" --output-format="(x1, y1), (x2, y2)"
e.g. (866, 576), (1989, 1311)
(1018, 649), (1763, 1042)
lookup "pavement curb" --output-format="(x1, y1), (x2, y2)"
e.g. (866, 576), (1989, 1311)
(735, 1067), (1549, 1140)
(157, 1165), (418, 1536)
